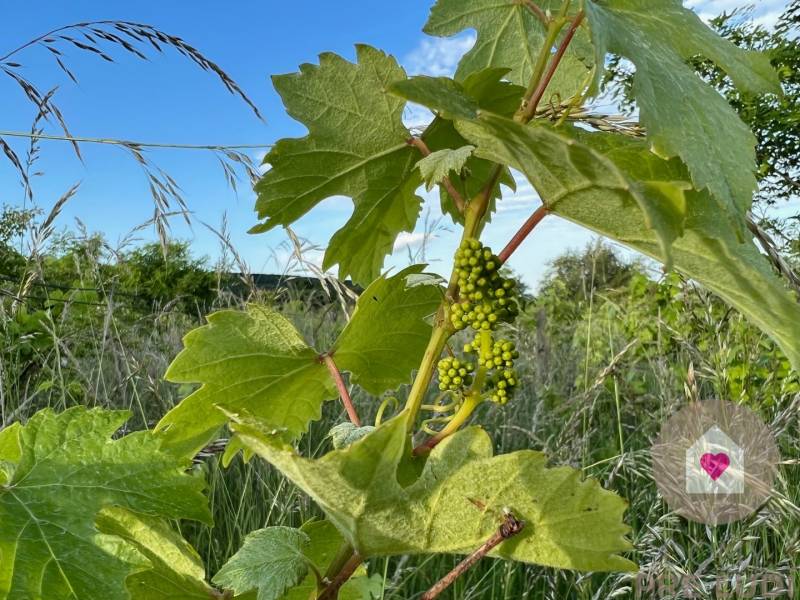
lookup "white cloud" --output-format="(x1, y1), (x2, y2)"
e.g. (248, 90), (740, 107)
(403, 34), (476, 77)
(394, 231), (430, 250)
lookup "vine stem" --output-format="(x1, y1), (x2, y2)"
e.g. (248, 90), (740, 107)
(321, 353), (361, 426)
(520, 10), (586, 123)
(318, 552), (363, 600)
(522, 0), (550, 26)
(420, 512), (525, 600)
(498, 204), (549, 264)
(408, 137), (466, 214)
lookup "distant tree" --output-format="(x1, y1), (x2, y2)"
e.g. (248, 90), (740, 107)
(536, 242), (639, 308)
(118, 242), (218, 312)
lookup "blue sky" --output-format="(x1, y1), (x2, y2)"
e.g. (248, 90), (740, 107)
(0, 0), (792, 288)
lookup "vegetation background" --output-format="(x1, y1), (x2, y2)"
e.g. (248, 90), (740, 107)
(1, 3), (799, 599)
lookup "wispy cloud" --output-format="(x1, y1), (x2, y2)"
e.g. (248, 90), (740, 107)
(403, 34), (475, 76)
(394, 231), (430, 250)
(686, 0), (788, 26)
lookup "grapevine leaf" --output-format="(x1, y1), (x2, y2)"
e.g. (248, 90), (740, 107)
(230, 411), (635, 572)
(0, 424), (21, 485)
(283, 520), (380, 600)
(157, 305), (336, 457)
(329, 423), (376, 450)
(95, 507), (218, 599)
(212, 527), (310, 600)
(252, 45), (423, 285)
(394, 80), (687, 267)
(458, 114), (800, 370)
(159, 269), (440, 458)
(0, 407), (210, 600)
(585, 0), (781, 233)
(393, 70), (518, 223)
(424, 0), (592, 100)
(417, 145), (475, 191)
(333, 265), (442, 394)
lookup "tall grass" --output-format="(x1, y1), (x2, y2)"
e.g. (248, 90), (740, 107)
(1, 238), (798, 600)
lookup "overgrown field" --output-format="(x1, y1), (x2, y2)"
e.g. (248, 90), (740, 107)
(2, 234), (798, 599)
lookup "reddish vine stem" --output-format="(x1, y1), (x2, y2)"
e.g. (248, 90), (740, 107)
(498, 204), (549, 265)
(321, 353), (361, 427)
(421, 512), (525, 600)
(318, 553), (363, 600)
(520, 10), (586, 122)
(408, 137), (466, 214)
(522, 0), (550, 25)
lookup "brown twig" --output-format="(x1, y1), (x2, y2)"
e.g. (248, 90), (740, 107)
(498, 204), (549, 264)
(321, 353), (361, 426)
(521, 11), (586, 122)
(421, 512), (525, 600)
(408, 137), (466, 214)
(318, 552), (363, 600)
(522, 0), (550, 25)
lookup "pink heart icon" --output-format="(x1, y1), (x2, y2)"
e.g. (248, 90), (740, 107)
(700, 452), (730, 481)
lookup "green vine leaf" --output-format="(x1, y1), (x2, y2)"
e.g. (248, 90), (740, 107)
(329, 423), (377, 450)
(585, 0), (781, 234)
(333, 265), (442, 395)
(458, 114), (800, 370)
(95, 507), (219, 599)
(417, 145), (475, 191)
(393, 69), (519, 223)
(424, 0), (592, 100)
(0, 424), (21, 486)
(212, 527), (311, 600)
(251, 45), (422, 285)
(157, 305), (335, 457)
(159, 268), (441, 458)
(0, 407), (210, 600)
(393, 78), (687, 267)
(230, 411), (635, 573)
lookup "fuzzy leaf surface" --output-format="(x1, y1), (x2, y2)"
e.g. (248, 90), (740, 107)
(417, 145), (475, 191)
(458, 114), (800, 370)
(0, 407), (210, 600)
(424, 0), (591, 99)
(333, 265), (442, 394)
(252, 45), (423, 285)
(95, 507), (218, 599)
(157, 305), (335, 457)
(212, 527), (310, 600)
(393, 69), (519, 223)
(585, 0), (781, 233)
(396, 79), (687, 267)
(232, 412), (635, 572)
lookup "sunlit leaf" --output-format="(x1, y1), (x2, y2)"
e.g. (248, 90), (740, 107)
(0, 407), (210, 600)
(231, 411), (635, 572)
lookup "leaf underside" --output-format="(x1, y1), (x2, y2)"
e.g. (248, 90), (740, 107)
(585, 0), (781, 234)
(231, 411), (635, 573)
(458, 113), (800, 370)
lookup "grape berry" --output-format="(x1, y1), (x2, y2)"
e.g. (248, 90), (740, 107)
(450, 239), (519, 332)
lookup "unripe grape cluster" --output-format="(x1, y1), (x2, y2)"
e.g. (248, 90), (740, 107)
(450, 239), (519, 332)
(463, 335), (519, 405)
(436, 356), (475, 392)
